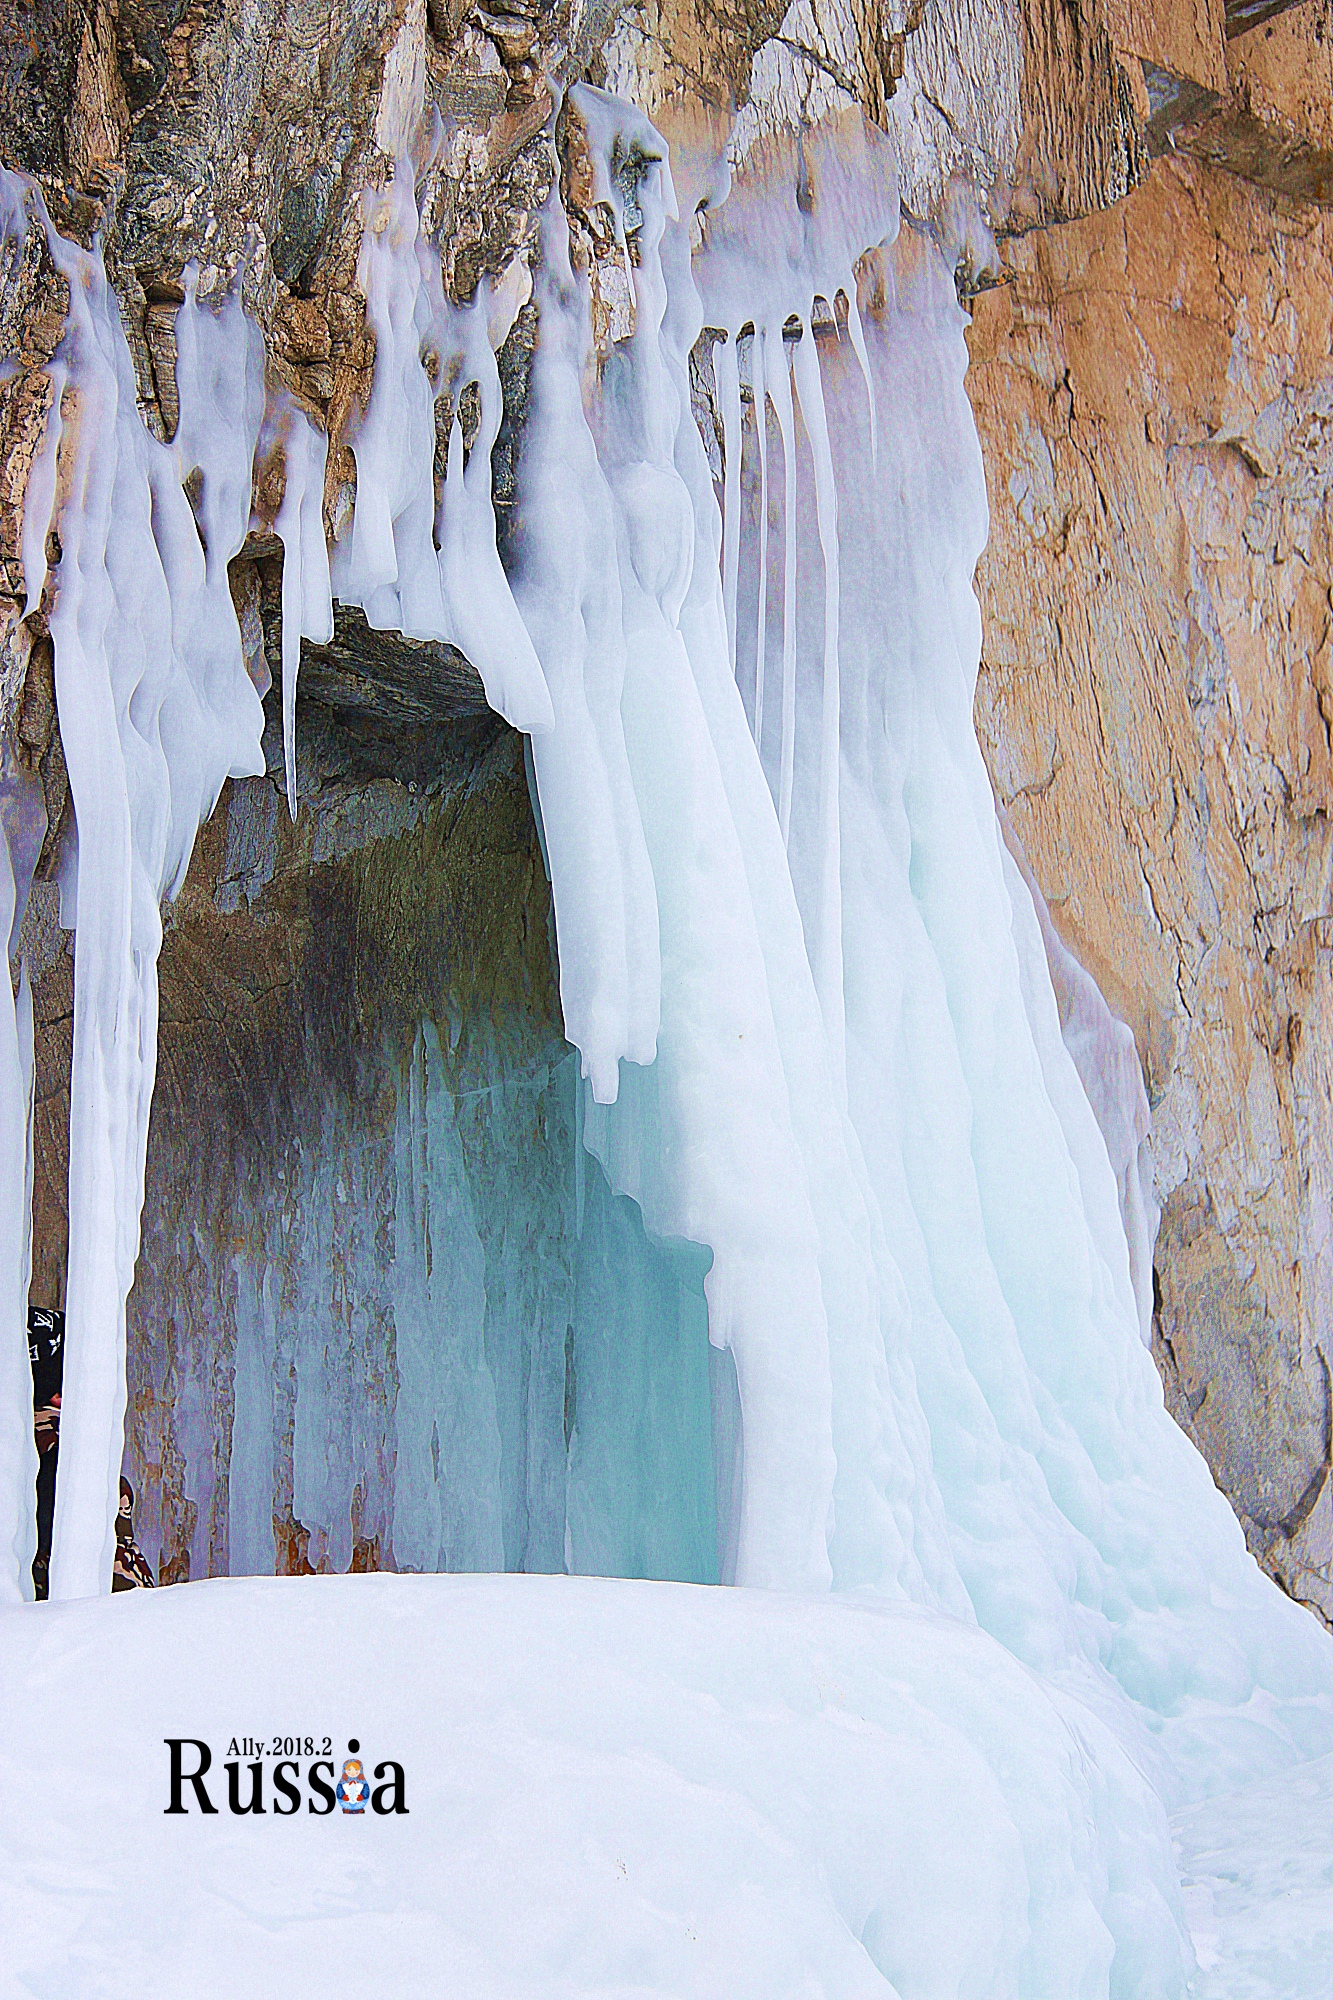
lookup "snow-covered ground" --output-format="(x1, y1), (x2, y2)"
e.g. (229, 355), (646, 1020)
(1174, 1750), (1333, 1999)
(0, 1571), (1326, 1998)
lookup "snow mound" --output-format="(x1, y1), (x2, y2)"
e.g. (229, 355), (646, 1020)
(2, 1570), (1191, 1999)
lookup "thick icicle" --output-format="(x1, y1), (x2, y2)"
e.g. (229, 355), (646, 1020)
(270, 399), (333, 819)
(0, 177), (44, 1597)
(511, 185), (661, 1104)
(747, 327), (770, 752)
(790, 326), (845, 1091)
(843, 284), (878, 472)
(330, 167), (446, 638)
(424, 276), (553, 734)
(716, 331), (742, 673)
(22, 206), (270, 1597)
(0, 784), (39, 1600)
(767, 330), (799, 843)
(20, 362), (63, 617)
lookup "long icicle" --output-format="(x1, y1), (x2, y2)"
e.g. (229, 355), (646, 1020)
(748, 327), (770, 758)
(843, 284), (878, 474)
(0, 828), (37, 1600)
(717, 331), (742, 678)
(791, 321), (846, 1098)
(273, 405), (332, 820)
(766, 320), (798, 845)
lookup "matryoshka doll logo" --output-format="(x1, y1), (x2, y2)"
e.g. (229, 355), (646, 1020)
(336, 1742), (370, 1814)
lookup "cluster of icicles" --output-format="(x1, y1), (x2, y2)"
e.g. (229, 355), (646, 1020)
(2, 80), (1332, 1954)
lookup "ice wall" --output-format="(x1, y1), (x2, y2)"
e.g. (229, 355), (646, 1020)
(515, 87), (1333, 1808)
(126, 950), (720, 1591)
(4, 81), (1333, 1968)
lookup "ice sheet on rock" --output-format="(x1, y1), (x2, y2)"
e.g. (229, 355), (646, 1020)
(999, 804), (1159, 1344)
(136, 987), (720, 1585)
(566, 1161), (719, 1586)
(690, 128), (1332, 1796)
(534, 92), (1333, 1804)
(3, 89), (1331, 1980)
(391, 1022), (506, 1576)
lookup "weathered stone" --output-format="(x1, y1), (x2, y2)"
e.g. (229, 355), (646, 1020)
(1132, 0), (1333, 207)
(968, 144), (1333, 1625)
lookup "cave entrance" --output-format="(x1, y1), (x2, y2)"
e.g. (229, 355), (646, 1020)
(27, 646), (735, 1589)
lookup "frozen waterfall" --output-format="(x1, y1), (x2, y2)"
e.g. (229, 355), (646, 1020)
(2, 75), (1332, 1985)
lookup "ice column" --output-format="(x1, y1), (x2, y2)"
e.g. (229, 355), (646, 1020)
(268, 396), (333, 817)
(9, 193), (271, 1598)
(0, 792), (38, 1600)
(512, 189), (661, 1104)
(551, 89), (953, 1597)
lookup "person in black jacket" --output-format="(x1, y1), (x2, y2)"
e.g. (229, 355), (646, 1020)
(27, 1306), (63, 1601)
(27, 1306), (157, 1595)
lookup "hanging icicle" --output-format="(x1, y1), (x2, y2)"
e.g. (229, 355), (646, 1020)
(0, 179), (272, 1598)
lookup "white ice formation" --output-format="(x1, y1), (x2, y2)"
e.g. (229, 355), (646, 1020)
(3, 63), (1333, 1992)
(0, 177), (288, 1599)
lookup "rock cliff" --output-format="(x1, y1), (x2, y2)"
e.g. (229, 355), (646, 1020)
(1, 0), (1330, 1615)
(970, 1), (1333, 1626)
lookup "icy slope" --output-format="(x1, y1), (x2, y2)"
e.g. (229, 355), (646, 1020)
(0, 1571), (1192, 1999)
(1174, 1751), (1333, 1999)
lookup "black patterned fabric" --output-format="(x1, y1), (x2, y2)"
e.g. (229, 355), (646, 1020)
(27, 1307), (63, 1602)
(112, 1478), (155, 1592)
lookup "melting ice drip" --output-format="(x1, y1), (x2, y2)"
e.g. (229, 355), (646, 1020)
(2, 81), (1332, 1967)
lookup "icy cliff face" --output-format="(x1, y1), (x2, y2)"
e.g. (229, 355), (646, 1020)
(3, 64), (1333, 1987)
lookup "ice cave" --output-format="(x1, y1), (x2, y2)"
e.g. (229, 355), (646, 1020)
(2, 0), (1332, 1992)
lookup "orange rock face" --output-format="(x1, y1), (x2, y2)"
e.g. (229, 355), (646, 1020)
(969, 140), (1333, 1622)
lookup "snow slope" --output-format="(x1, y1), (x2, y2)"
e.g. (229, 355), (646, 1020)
(2, 1570), (1188, 1998)
(3, 1572), (1329, 1999)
